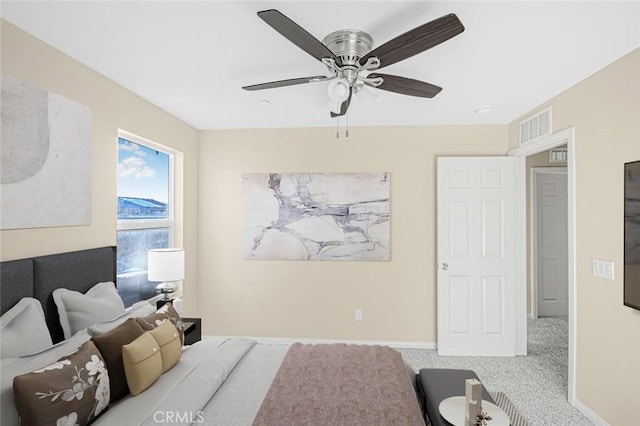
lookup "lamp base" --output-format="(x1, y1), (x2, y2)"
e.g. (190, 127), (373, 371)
(155, 282), (177, 301)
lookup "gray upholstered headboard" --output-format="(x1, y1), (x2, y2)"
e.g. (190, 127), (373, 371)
(0, 246), (116, 343)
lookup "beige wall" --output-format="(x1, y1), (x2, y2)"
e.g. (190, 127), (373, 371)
(0, 21), (201, 315)
(509, 49), (640, 424)
(199, 126), (507, 342)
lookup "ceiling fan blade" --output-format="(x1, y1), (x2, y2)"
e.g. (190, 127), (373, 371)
(330, 86), (353, 118)
(258, 9), (342, 67)
(367, 73), (442, 98)
(359, 13), (464, 69)
(243, 75), (329, 91)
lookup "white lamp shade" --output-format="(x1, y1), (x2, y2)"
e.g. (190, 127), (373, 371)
(148, 248), (185, 282)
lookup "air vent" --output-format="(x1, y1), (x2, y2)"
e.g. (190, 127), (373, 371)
(549, 147), (567, 163)
(519, 107), (552, 145)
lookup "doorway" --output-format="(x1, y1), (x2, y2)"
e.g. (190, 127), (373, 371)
(508, 127), (576, 404)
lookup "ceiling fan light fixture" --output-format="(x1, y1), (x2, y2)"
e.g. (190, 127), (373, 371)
(328, 100), (342, 115)
(328, 78), (350, 102)
(357, 84), (378, 103)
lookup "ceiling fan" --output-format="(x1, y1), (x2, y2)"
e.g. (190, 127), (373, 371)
(242, 9), (465, 118)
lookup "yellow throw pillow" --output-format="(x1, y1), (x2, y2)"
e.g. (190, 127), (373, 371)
(149, 320), (181, 373)
(122, 332), (162, 395)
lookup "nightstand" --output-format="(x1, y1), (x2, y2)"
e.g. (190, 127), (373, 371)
(181, 317), (201, 345)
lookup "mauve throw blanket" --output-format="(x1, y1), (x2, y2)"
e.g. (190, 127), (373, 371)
(253, 343), (424, 426)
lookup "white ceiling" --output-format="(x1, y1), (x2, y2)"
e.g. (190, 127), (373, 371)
(2, 1), (639, 130)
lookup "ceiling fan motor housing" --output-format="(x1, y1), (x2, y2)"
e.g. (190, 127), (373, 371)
(322, 29), (373, 66)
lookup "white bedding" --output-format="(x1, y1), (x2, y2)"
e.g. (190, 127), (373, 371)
(4, 336), (419, 425)
(1, 335), (268, 426)
(98, 339), (420, 426)
(93, 338), (258, 426)
(200, 343), (290, 425)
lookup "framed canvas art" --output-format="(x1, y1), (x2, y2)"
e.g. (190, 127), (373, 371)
(242, 172), (390, 261)
(1, 75), (92, 229)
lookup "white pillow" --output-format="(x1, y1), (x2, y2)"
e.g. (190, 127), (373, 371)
(0, 298), (53, 359)
(87, 300), (156, 337)
(53, 281), (125, 339)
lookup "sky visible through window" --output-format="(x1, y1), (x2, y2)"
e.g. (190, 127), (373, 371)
(117, 137), (169, 219)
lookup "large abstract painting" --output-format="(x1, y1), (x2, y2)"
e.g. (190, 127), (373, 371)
(1, 75), (92, 229)
(242, 172), (390, 261)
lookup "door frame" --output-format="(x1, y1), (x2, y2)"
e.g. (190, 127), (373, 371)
(508, 127), (576, 404)
(531, 167), (568, 319)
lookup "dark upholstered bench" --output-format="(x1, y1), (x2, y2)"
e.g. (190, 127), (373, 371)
(416, 369), (496, 426)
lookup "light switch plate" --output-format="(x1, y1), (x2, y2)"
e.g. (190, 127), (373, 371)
(592, 259), (614, 280)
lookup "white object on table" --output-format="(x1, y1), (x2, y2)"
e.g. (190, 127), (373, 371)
(466, 379), (482, 404)
(465, 378), (483, 424)
(466, 399), (480, 426)
(439, 396), (510, 426)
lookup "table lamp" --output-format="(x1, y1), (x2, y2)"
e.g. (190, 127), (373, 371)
(148, 248), (184, 301)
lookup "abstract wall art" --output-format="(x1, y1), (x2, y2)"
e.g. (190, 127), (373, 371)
(1, 75), (92, 229)
(242, 172), (390, 261)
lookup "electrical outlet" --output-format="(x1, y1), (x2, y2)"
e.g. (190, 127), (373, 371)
(355, 309), (363, 321)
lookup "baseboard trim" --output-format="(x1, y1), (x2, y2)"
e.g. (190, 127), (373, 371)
(203, 335), (436, 349)
(573, 398), (608, 425)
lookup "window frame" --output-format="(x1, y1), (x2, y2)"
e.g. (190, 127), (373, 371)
(116, 130), (176, 242)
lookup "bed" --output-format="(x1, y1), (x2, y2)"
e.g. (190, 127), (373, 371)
(1, 247), (424, 425)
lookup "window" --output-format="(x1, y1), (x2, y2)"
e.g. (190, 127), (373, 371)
(117, 132), (175, 307)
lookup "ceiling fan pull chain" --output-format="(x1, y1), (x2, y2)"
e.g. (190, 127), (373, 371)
(345, 113), (349, 138)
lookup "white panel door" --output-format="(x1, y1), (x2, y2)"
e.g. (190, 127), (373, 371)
(535, 170), (568, 317)
(437, 157), (519, 356)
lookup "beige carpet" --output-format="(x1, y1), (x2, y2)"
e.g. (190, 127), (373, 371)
(399, 318), (593, 425)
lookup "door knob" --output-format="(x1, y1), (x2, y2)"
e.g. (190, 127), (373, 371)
(438, 263), (449, 270)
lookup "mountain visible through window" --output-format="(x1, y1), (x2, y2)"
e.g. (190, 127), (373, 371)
(117, 138), (169, 219)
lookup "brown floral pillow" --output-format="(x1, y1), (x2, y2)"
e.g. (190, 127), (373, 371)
(13, 340), (109, 426)
(136, 302), (184, 344)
